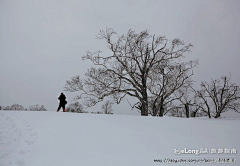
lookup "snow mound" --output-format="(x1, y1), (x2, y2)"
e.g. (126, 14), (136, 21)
(0, 111), (239, 166)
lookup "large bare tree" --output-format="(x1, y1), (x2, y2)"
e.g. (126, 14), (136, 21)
(64, 28), (195, 116)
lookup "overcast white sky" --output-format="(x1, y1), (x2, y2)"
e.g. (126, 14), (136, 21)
(0, 0), (240, 114)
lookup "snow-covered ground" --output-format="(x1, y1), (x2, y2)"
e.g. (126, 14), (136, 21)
(0, 111), (239, 166)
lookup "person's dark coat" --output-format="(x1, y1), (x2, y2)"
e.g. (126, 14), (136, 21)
(57, 93), (67, 112)
(58, 93), (67, 105)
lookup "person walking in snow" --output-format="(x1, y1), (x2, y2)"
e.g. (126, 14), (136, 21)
(57, 92), (67, 112)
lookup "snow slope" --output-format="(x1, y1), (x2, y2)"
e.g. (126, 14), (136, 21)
(0, 111), (239, 166)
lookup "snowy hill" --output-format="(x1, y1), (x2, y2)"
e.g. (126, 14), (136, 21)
(0, 111), (239, 166)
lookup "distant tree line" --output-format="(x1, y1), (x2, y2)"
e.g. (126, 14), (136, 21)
(0, 104), (47, 111)
(64, 28), (240, 118)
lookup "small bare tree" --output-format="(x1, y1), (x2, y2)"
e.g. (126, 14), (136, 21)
(101, 100), (113, 114)
(149, 60), (197, 117)
(173, 86), (194, 118)
(168, 107), (185, 117)
(66, 102), (85, 113)
(29, 104), (47, 111)
(175, 85), (212, 118)
(200, 75), (240, 118)
(192, 88), (212, 118)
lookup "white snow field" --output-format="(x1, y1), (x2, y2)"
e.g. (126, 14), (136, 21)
(0, 111), (239, 166)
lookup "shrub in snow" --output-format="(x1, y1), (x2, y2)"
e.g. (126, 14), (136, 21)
(66, 102), (86, 113)
(91, 111), (103, 114)
(11, 104), (25, 110)
(2, 104), (25, 111)
(168, 107), (185, 117)
(3, 106), (10, 110)
(29, 104), (47, 111)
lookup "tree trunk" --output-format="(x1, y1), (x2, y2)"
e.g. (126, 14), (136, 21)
(141, 73), (148, 116)
(152, 106), (157, 116)
(159, 106), (164, 117)
(152, 97), (158, 116)
(214, 110), (221, 118)
(207, 107), (211, 118)
(158, 97), (164, 117)
(140, 101), (148, 116)
(191, 108), (199, 117)
(191, 111), (196, 117)
(185, 104), (189, 118)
